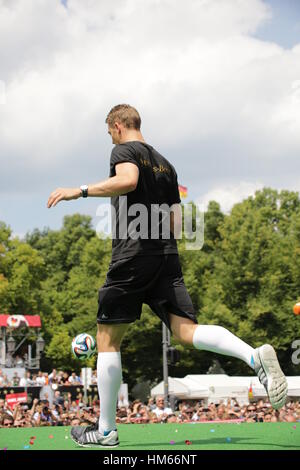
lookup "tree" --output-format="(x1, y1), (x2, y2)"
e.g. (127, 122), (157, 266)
(2, 187), (300, 381)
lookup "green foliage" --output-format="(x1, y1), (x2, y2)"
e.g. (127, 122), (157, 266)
(1, 187), (300, 385)
(46, 328), (74, 368)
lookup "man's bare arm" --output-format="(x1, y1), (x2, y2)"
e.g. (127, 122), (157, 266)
(47, 162), (139, 208)
(170, 203), (182, 239)
(88, 162), (139, 197)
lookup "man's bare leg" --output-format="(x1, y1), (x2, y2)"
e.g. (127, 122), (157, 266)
(97, 322), (130, 352)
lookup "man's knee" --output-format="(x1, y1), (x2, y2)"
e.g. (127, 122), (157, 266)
(169, 314), (198, 345)
(97, 323), (129, 352)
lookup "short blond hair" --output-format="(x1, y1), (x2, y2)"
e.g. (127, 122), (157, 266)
(105, 104), (141, 130)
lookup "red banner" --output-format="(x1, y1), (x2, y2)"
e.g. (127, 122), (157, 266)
(6, 392), (28, 410)
(0, 315), (41, 328)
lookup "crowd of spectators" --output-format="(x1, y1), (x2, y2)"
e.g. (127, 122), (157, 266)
(1, 367), (300, 428)
(0, 368), (96, 387)
(1, 391), (300, 428)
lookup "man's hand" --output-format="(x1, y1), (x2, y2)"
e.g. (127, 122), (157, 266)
(47, 187), (81, 208)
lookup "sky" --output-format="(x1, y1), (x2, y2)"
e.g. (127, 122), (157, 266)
(0, 0), (300, 237)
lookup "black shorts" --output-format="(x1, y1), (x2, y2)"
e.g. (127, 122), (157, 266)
(97, 254), (198, 331)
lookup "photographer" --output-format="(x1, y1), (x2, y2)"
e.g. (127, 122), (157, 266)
(32, 402), (58, 426)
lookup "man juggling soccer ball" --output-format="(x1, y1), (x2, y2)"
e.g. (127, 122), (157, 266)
(47, 104), (287, 448)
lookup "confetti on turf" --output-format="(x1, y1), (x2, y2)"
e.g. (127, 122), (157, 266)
(49, 435), (54, 439)
(170, 440), (175, 445)
(30, 440), (34, 445)
(293, 426), (297, 429)
(226, 437), (232, 443)
(23, 446), (30, 449)
(65, 436), (69, 439)
(210, 429), (215, 432)
(185, 440), (192, 445)
(175, 429), (178, 433)
(30, 436), (36, 440)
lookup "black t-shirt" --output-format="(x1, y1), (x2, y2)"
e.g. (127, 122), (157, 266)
(109, 141), (181, 261)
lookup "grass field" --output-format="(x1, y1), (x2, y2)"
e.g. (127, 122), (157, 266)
(0, 422), (300, 451)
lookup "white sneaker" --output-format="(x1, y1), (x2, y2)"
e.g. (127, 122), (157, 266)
(71, 425), (119, 448)
(253, 344), (288, 410)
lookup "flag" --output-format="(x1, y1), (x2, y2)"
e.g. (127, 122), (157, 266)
(178, 184), (188, 198)
(248, 382), (253, 401)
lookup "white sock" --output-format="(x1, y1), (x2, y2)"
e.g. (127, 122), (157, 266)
(192, 325), (255, 369)
(97, 351), (122, 434)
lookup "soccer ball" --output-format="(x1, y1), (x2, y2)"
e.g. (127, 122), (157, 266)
(71, 333), (97, 360)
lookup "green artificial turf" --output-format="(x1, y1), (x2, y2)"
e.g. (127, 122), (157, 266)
(0, 422), (300, 451)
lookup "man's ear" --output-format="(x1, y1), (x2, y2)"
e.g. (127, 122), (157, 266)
(114, 121), (122, 133)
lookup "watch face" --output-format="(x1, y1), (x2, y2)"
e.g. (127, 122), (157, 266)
(80, 185), (88, 197)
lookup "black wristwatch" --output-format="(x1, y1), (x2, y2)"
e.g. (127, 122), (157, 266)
(80, 185), (88, 198)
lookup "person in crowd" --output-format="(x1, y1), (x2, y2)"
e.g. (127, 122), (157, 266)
(0, 398), (14, 418)
(32, 402), (58, 426)
(70, 400), (79, 412)
(76, 392), (85, 408)
(0, 413), (14, 427)
(68, 372), (81, 385)
(1, 374), (10, 387)
(53, 390), (65, 407)
(19, 371), (31, 387)
(43, 372), (49, 385)
(147, 397), (156, 411)
(166, 414), (178, 423)
(30, 374), (38, 386)
(49, 369), (58, 384)
(118, 393), (129, 408)
(151, 395), (173, 421)
(128, 401), (150, 424)
(116, 406), (130, 424)
(60, 371), (70, 385)
(91, 370), (98, 385)
(12, 371), (20, 387)
(56, 371), (64, 384)
(51, 404), (62, 423)
(63, 400), (70, 411)
(36, 370), (46, 386)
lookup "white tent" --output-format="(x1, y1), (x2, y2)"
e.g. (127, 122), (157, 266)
(183, 375), (249, 404)
(151, 376), (209, 400)
(151, 375), (300, 404)
(286, 376), (300, 397)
